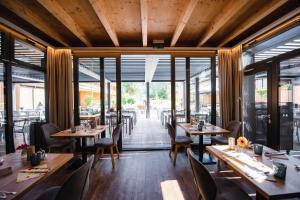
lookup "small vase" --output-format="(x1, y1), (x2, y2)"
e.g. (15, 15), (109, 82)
(21, 149), (27, 159)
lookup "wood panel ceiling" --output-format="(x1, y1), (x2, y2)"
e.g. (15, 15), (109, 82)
(0, 0), (299, 48)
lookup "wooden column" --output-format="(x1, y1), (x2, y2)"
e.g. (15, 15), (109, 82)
(185, 57), (190, 123)
(171, 56), (176, 128)
(146, 82), (150, 118)
(211, 56), (216, 125)
(73, 57), (80, 126)
(100, 57), (105, 137)
(195, 77), (200, 113)
(116, 56), (122, 150)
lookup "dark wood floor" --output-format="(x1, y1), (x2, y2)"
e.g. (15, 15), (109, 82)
(86, 150), (198, 200)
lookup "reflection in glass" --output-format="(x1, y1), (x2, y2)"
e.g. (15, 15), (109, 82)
(279, 56), (300, 153)
(0, 63), (5, 155)
(243, 71), (268, 145)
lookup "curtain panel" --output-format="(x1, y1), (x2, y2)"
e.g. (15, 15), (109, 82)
(47, 47), (73, 130)
(218, 45), (243, 129)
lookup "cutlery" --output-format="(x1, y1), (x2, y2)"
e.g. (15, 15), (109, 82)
(0, 191), (16, 195)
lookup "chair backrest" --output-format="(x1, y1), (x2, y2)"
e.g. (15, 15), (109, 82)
(166, 123), (176, 145)
(226, 121), (242, 139)
(187, 148), (217, 200)
(56, 155), (94, 200)
(41, 123), (61, 145)
(112, 124), (122, 145)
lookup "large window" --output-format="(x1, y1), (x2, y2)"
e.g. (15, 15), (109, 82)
(14, 40), (45, 67)
(0, 33), (46, 152)
(78, 58), (101, 125)
(190, 58), (211, 123)
(12, 67), (45, 148)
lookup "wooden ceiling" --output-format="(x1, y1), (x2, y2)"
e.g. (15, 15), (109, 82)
(0, 0), (299, 48)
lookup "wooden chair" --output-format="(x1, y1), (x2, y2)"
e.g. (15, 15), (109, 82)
(187, 148), (251, 200)
(41, 123), (75, 153)
(211, 121), (241, 145)
(94, 124), (122, 168)
(166, 123), (192, 166)
(36, 155), (94, 200)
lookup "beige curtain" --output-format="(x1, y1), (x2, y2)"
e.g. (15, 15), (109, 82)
(218, 45), (243, 129)
(47, 47), (73, 130)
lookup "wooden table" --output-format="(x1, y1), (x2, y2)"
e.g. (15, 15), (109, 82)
(206, 145), (300, 200)
(51, 125), (106, 163)
(178, 123), (230, 163)
(0, 153), (73, 200)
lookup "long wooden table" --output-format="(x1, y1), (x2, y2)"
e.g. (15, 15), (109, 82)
(206, 145), (300, 200)
(51, 125), (106, 163)
(0, 153), (73, 200)
(179, 123), (230, 164)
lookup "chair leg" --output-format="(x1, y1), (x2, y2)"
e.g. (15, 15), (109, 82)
(109, 146), (115, 168)
(169, 149), (172, 158)
(173, 145), (178, 166)
(115, 145), (120, 159)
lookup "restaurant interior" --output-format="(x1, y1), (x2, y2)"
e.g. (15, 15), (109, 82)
(0, 0), (300, 200)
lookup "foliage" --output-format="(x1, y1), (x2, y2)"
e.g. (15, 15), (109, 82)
(256, 89), (267, 98)
(85, 95), (95, 107)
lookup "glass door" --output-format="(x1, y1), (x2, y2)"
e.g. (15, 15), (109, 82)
(244, 67), (272, 146)
(279, 56), (300, 154)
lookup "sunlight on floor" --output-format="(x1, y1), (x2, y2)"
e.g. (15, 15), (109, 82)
(161, 180), (185, 200)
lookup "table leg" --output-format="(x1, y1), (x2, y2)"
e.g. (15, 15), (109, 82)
(198, 135), (216, 165)
(199, 135), (204, 161)
(82, 138), (87, 163)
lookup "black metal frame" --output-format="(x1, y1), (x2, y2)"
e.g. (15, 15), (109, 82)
(244, 48), (300, 150)
(72, 54), (218, 151)
(0, 31), (47, 153)
(73, 57), (80, 126)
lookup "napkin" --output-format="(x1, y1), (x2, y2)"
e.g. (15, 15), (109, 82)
(16, 164), (50, 183)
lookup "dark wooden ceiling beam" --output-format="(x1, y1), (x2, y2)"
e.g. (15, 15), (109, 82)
(140, 0), (148, 47)
(219, 0), (288, 47)
(89, 0), (120, 47)
(37, 0), (92, 47)
(0, 0), (70, 47)
(197, 0), (248, 47)
(171, 0), (198, 47)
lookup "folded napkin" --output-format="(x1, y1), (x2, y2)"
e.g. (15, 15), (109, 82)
(16, 164), (50, 183)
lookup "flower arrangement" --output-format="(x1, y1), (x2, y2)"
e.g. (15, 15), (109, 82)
(237, 137), (248, 148)
(16, 144), (29, 150)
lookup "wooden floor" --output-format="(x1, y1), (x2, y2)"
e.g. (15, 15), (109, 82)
(86, 150), (199, 200)
(123, 119), (171, 149)
(86, 150), (256, 200)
